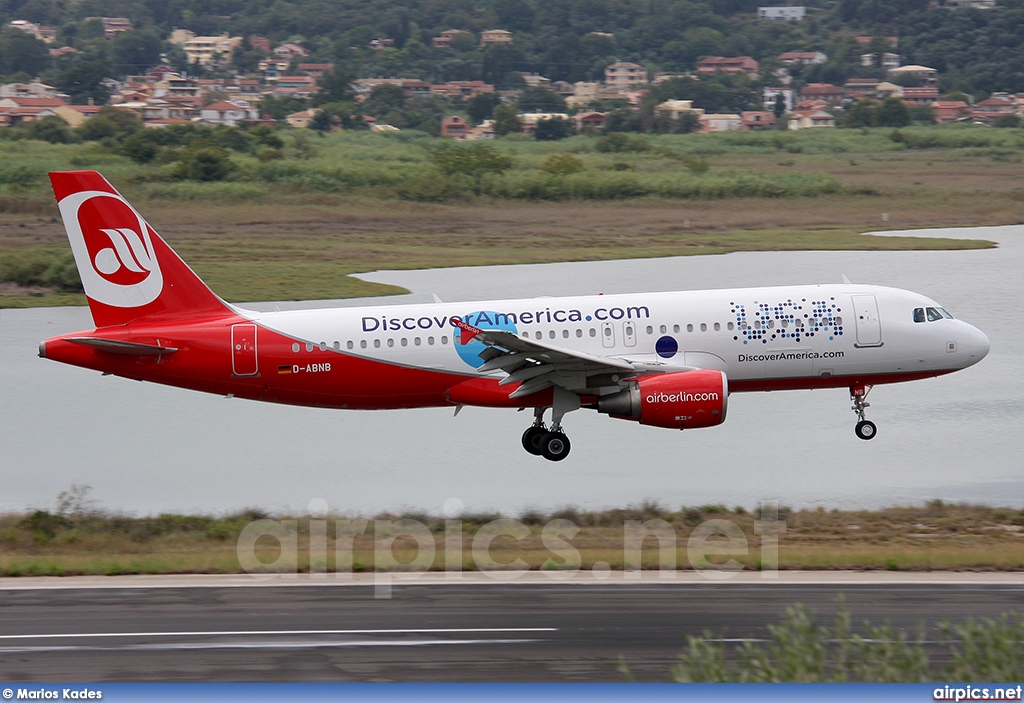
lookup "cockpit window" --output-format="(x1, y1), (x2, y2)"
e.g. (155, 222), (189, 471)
(938, 307), (954, 319)
(926, 307), (943, 322)
(913, 308), (926, 323)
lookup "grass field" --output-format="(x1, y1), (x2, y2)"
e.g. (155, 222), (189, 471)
(1, 126), (1020, 307)
(2, 502), (1021, 577)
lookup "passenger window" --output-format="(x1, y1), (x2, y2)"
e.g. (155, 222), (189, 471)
(387, 339), (395, 347)
(441, 335), (449, 344)
(625, 325), (633, 335)
(700, 323), (707, 332)
(576, 329), (583, 338)
(305, 342), (314, 352)
(687, 324), (694, 332)
(646, 325), (653, 335)
(589, 328), (597, 337)
(562, 330), (569, 338)
(414, 337), (421, 346)
(927, 307), (943, 322)
(673, 324), (680, 333)
(913, 308), (926, 323)
(714, 322), (720, 331)
(346, 341), (354, 350)
(835, 316), (842, 326)
(292, 343), (300, 353)
(535, 331), (542, 339)
(359, 340), (366, 349)
(753, 321), (761, 330)
(660, 325), (667, 334)
(401, 338), (408, 347)
(604, 327), (612, 337)
(373, 339), (381, 348)
(428, 336), (435, 345)
(727, 322), (734, 331)
(333, 341), (340, 350)
(549, 331), (556, 339)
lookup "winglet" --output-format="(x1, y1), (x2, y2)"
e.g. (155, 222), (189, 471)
(450, 317), (482, 345)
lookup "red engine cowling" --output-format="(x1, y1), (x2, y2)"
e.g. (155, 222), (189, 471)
(596, 369), (728, 430)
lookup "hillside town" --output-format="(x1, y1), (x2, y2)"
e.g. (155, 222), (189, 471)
(2, 14), (1023, 137)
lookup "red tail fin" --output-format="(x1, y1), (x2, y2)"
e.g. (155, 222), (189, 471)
(50, 171), (230, 328)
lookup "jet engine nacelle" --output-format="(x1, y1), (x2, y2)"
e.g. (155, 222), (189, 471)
(596, 369), (728, 430)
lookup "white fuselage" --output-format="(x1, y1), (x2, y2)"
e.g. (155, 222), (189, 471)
(244, 283), (989, 393)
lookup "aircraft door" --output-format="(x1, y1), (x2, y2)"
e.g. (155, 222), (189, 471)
(851, 295), (883, 347)
(622, 321), (637, 347)
(601, 321), (615, 348)
(231, 323), (259, 376)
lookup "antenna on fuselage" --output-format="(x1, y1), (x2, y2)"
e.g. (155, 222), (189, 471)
(841, 273), (852, 284)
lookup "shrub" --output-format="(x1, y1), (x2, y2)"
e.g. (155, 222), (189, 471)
(24, 116), (77, 144)
(175, 147), (236, 182)
(431, 143), (512, 178)
(0, 248), (82, 291)
(595, 133), (651, 153)
(540, 153), (585, 176)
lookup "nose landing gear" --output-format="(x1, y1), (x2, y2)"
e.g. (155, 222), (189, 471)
(850, 384), (877, 440)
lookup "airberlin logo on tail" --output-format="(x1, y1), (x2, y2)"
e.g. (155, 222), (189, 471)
(59, 190), (163, 308)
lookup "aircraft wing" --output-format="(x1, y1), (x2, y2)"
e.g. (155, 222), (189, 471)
(451, 318), (679, 399)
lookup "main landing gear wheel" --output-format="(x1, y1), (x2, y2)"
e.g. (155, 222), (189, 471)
(850, 384), (877, 441)
(540, 431), (571, 462)
(855, 420), (877, 440)
(522, 426), (546, 455)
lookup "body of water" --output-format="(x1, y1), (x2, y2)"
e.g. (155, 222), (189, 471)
(1, 225), (1020, 516)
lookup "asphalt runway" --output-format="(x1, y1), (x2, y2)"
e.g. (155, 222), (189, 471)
(1, 574), (1021, 682)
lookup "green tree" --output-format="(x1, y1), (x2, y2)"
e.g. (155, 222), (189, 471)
(77, 106), (142, 141)
(773, 94), (786, 119)
(492, 102), (522, 136)
(840, 99), (878, 128)
(111, 30), (162, 75)
(517, 86), (567, 113)
(361, 83), (407, 117)
(992, 114), (1021, 128)
(176, 147), (236, 181)
(119, 135), (159, 163)
(55, 59), (112, 104)
(312, 68), (357, 105)
(875, 97), (911, 127)
(260, 96), (308, 122)
(908, 103), (936, 124)
(465, 93), (502, 124)
(533, 116), (572, 140)
(24, 115), (76, 143)
(0, 29), (51, 76)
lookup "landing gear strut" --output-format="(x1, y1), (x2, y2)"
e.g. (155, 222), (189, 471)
(521, 408), (547, 456)
(850, 384), (877, 440)
(521, 388), (579, 461)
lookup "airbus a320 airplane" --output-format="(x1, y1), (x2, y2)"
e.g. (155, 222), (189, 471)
(39, 171), (990, 461)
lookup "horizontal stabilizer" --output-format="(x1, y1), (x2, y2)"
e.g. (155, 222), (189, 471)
(67, 337), (178, 355)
